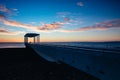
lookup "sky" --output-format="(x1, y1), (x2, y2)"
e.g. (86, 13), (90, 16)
(0, 0), (120, 42)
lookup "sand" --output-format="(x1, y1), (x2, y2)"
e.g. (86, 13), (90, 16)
(0, 48), (99, 80)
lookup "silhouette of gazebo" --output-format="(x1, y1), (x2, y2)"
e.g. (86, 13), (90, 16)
(24, 33), (40, 46)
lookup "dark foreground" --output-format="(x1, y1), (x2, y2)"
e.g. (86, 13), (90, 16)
(0, 48), (99, 80)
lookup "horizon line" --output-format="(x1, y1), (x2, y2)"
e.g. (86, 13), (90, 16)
(0, 41), (120, 43)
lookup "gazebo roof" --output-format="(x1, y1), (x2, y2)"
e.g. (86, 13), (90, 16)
(24, 33), (39, 37)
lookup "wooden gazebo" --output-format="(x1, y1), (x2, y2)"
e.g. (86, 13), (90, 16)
(24, 33), (40, 47)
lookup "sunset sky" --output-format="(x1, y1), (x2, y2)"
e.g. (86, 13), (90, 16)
(0, 0), (120, 42)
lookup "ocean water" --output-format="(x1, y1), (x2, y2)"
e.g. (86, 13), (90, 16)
(41, 42), (120, 50)
(0, 42), (120, 50)
(0, 42), (25, 48)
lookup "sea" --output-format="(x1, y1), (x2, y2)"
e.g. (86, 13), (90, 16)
(0, 42), (25, 48)
(0, 42), (120, 50)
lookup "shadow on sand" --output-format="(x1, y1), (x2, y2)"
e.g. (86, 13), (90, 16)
(0, 48), (99, 80)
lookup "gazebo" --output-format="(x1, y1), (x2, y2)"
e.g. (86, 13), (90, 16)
(24, 33), (40, 46)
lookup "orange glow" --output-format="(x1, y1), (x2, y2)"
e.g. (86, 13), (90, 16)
(0, 38), (23, 42)
(0, 38), (120, 42)
(0, 32), (120, 42)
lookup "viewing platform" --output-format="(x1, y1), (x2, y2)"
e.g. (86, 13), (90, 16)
(24, 33), (120, 80)
(1, 48), (99, 80)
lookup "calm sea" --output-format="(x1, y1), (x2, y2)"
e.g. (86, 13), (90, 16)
(41, 42), (120, 50)
(0, 42), (120, 50)
(0, 42), (25, 48)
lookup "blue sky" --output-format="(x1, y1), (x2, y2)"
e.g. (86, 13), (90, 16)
(0, 0), (120, 42)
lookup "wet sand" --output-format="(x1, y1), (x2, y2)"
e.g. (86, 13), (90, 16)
(0, 48), (99, 80)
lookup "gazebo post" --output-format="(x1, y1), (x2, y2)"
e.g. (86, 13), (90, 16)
(24, 37), (28, 43)
(37, 35), (39, 43)
(38, 34), (40, 43)
(34, 37), (35, 43)
(24, 37), (25, 43)
(26, 37), (28, 43)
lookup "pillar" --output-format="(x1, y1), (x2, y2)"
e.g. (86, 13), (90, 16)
(39, 35), (40, 43)
(34, 37), (35, 43)
(24, 37), (26, 43)
(24, 37), (28, 43)
(37, 36), (39, 43)
(26, 37), (28, 43)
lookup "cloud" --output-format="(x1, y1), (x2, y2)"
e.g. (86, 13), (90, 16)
(37, 22), (62, 30)
(0, 27), (25, 35)
(1, 11), (120, 33)
(1, 15), (120, 33)
(89, 19), (120, 29)
(2, 20), (36, 29)
(0, 5), (64, 33)
(0, 4), (11, 13)
(3, 20), (62, 31)
(51, 19), (120, 33)
(0, 15), (63, 31)
(0, 27), (10, 33)
(57, 12), (70, 15)
(64, 19), (120, 32)
(77, 2), (84, 7)
(30, 22), (36, 24)
(12, 8), (18, 11)
(0, 15), (37, 30)
(64, 17), (70, 22)
(0, 4), (18, 16)
(57, 12), (71, 18)
(0, 14), (6, 19)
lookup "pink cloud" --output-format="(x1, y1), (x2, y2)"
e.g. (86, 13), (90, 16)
(77, 2), (84, 7)
(1, 12), (120, 33)
(0, 15), (38, 30)
(2, 19), (62, 31)
(0, 15), (6, 20)
(74, 19), (120, 31)
(0, 4), (11, 13)
(57, 19), (120, 32)
(64, 17), (70, 22)
(3, 20), (35, 29)
(0, 4), (18, 16)
(57, 12), (70, 15)
(0, 27), (24, 35)
(0, 28), (10, 33)
(57, 12), (71, 18)
(38, 22), (62, 30)
(0, 15), (63, 31)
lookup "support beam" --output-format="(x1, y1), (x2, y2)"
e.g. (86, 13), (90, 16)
(37, 36), (39, 43)
(34, 37), (35, 43)
(26, 37), (28, 43)
(24, 37), (26, 43)
(39, 35), (40, 43)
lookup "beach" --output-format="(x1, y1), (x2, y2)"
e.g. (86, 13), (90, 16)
(0, 48), (98, 80)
